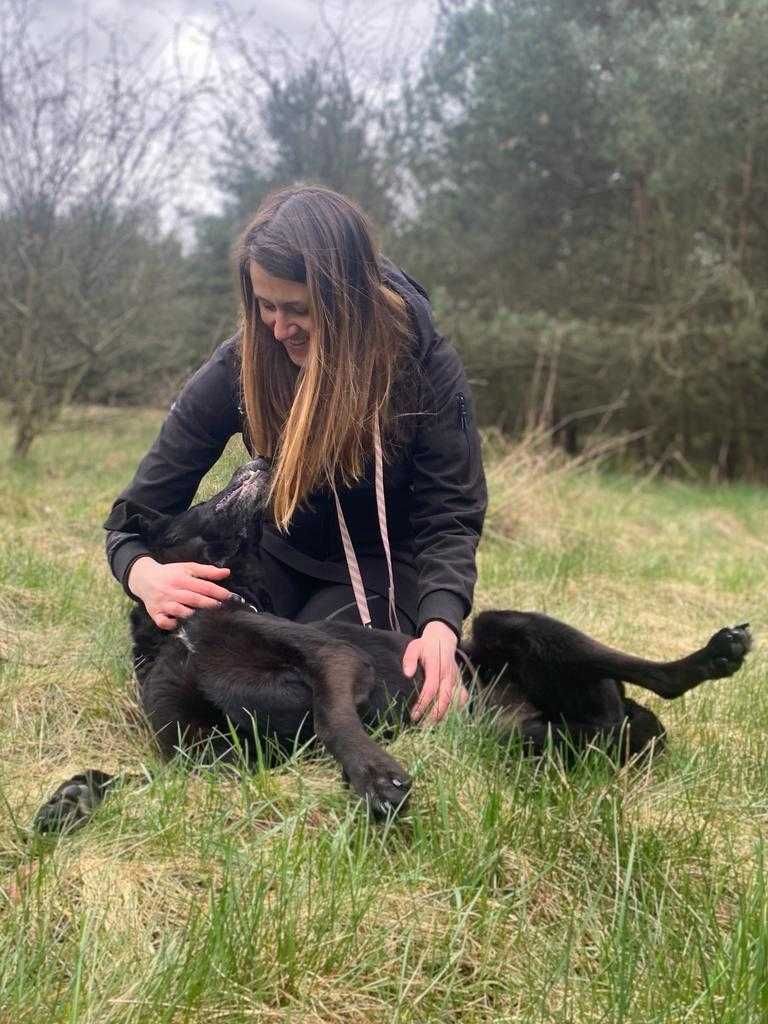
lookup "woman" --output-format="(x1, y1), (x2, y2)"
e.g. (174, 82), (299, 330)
(105, 186), (486, 724)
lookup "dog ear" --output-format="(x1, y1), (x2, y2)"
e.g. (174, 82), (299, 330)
(106, 500), (173, 540)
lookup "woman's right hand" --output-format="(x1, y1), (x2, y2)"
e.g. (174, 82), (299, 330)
(127, 556), (233, 630)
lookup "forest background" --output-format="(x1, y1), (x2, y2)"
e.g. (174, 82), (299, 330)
(1, 0), (766, 477)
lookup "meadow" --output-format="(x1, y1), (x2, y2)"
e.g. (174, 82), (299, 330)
(1, 408), (766, 1023)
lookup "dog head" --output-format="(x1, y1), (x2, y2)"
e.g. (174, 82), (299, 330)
(143, 458), (271, 590)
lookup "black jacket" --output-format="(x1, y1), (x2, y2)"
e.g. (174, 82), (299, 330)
(104, 265), (487, 637)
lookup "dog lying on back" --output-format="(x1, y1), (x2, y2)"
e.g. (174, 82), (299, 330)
(35, 459), (752, 829)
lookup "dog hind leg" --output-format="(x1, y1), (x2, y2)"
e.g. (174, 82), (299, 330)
(468, 611), (752, 702)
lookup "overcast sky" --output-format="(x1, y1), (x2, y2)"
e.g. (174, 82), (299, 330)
(40, 1), (436, 82)
(33, 0), (435, 226)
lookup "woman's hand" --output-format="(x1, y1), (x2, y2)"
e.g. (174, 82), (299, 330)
(403, 620), (469, 725)
(127, 556), (233, 631)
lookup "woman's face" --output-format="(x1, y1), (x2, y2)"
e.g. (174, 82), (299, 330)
(250, 262), (313, 367)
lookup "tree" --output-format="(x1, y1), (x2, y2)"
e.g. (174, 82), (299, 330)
(180, 1), (418, 356)
(397, 0), (620, 313)
(0, 0), (205, 457)
(398, 0), (768, 317)
(394, 0), (768, 478)
(210, 0), (419, 226)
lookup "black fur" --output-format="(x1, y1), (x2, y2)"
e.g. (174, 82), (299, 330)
(36, 460), (753, 829)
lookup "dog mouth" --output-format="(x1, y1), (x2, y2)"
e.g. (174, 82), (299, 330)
(214, 461), (271, 518)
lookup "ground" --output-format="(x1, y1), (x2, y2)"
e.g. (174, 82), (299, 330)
(0, 408), (766, 1023)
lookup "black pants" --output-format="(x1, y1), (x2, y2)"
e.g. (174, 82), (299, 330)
(260, 550), (417, 635)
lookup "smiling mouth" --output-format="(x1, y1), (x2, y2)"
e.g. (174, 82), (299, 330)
(283, 336), (309, 351)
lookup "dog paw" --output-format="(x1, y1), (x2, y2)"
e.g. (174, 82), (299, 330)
(342, 750), (412, 818)
(33, 770), (116, 834)
(701, 623), (753, 679)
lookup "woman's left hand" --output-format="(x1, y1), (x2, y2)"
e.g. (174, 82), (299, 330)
(403, 620), (469, 725)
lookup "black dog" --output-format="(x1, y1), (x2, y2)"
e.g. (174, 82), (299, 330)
(35, 460), (752, 830)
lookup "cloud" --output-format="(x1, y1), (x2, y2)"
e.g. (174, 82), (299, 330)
(40, 0), (323, 43)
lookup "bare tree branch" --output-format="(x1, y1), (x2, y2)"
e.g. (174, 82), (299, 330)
(0, 0), (210, 457)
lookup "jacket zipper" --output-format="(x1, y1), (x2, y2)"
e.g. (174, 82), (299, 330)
(456, 392), (468, 432)
(456, 392), (471, 458)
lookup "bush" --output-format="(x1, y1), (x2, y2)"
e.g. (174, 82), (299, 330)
(435, 288), (768, 481)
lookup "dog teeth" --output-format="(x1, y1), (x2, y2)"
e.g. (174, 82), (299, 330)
(391, 778), (403, 788)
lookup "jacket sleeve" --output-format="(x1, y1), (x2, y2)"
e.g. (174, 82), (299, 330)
(409, 335), (487, 637)
(104, 337), (242, 592)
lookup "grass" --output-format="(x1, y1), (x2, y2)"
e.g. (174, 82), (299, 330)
(0, 407), (766, 1023)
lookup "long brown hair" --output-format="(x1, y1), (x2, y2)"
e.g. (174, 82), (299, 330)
(236, 185), (412, 531)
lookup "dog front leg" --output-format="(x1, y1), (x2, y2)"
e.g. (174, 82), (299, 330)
(311, 643), (412, 816)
